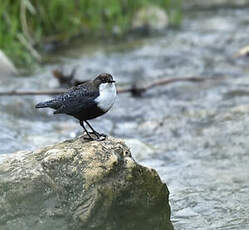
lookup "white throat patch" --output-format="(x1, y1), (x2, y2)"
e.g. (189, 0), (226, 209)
(95, 82), (116, 112)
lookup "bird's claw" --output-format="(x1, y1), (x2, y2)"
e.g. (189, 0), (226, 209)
(83, 132), (107, 141)
(89, 131), (106, 137)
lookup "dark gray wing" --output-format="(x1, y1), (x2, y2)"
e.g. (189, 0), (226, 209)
(54, 83), (98, 114)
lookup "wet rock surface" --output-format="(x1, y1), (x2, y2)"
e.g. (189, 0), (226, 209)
(1, 7), (249, 229)
(0, 136), (173, 230)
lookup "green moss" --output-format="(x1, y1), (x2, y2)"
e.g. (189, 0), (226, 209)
(0, 0), (182, 68)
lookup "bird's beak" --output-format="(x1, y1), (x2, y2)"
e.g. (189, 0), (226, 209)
(110, 80), (115, 83)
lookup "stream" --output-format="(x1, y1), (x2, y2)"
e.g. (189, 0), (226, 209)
(1, 7), (249, 229)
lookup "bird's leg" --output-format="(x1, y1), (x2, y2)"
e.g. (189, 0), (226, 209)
(79, 120), (95, 140)
(84, 120), (106, 140)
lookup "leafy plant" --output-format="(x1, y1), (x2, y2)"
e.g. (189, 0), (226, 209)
(0, 0), (182, 68)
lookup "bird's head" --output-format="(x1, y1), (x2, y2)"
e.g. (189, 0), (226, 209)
(94, 73), (115, 87)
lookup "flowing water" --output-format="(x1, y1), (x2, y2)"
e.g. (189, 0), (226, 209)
(1, 8), (249, 229)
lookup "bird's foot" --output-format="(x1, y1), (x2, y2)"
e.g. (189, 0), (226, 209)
(83, 132), (107, 141)
(97, 134), (107, 141)
(83, 136), (98, 141)
(89, 131), (105, 136)
(89, 131), (106, 138)
(96, 133), (107, 141)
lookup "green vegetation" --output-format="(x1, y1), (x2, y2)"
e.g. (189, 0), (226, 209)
(0, 0), (182, 67)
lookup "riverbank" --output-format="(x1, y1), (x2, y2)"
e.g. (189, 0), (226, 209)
(0, 0), (181, 68)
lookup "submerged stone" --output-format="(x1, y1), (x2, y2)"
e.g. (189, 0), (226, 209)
(0, 136), (173, 230)
(132, 5), (168, 32)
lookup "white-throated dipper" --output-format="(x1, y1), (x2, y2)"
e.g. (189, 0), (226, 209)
(35, 73), (116, 140)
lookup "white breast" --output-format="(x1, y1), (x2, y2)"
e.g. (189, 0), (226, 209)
(95, 83), (116, 112)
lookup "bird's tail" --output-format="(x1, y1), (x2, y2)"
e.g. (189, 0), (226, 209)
(35, 99), (58, 109)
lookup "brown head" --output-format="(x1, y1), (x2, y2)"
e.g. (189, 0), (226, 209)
(93, 73), (115, 87)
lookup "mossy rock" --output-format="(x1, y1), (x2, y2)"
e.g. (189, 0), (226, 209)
(0, 136), (173, 230)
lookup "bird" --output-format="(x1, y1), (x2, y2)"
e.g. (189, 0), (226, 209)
(35, 73), (116, 140)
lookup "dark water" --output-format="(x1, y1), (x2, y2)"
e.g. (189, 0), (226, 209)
(1, 8), (249, 229)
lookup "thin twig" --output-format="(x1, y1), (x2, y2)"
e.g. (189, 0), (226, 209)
(117, 77), (204, 95)
(17, 33), (41, 62)
(20, 0), (35, 45)
(0, 89), (66, 96)
(0, 76), (204, 97)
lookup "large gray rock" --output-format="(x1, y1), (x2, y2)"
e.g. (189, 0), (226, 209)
(0, 136), (173, 230)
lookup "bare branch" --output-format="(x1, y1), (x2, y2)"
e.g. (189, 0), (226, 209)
(0, 89), (66, 96)
(0, 77), (204, 97)
(117, 77), (204, 96)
